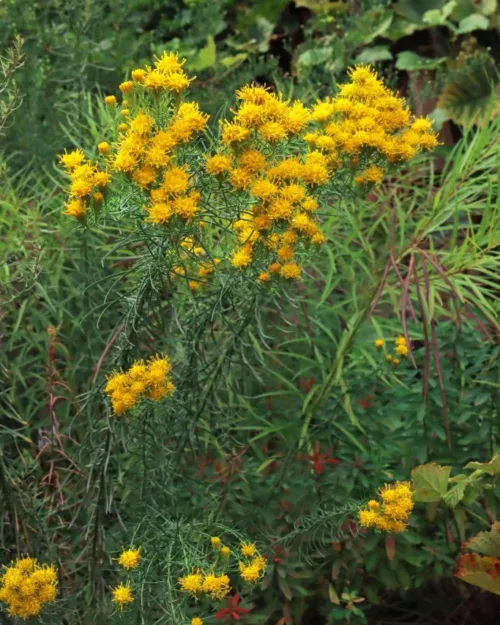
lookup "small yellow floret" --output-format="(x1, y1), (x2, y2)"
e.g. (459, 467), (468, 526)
(112, 583), (133, 609)
(118, 548), (141, 570)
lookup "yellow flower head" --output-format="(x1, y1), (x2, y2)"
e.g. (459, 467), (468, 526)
(154, 51), (186, 75)
(205, 154), (232, 175)
(220, 545), (231, 557)
(59, 148), (85, 171)
(280, 263), (301, 280)
(192, 618), (203, 625)
(97, 142), (110, 155)
(179, 570), (203, 595)
(240, 542), (256, 557)
(105, 95), (117, 106)
(201, 573), (230, 599)
(64, 198), (87, 220)
(231, 245), (253, 269)
(375, 339), (384, 348)
(112, 583), (134, 609)
(131, 68), (146, 83)
(119, 81), (134, 94)
(118, 547), (141, 570)
(210, 536), (222, 549)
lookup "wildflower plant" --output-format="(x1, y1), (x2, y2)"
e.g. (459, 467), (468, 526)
(47, 47), (500, 625)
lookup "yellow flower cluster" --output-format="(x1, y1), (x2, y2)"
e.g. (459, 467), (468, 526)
(205, 84), (330, 281)
(112, 583), (133, 609)
(134, 51), (193, 93)
(59, 149), (111, 219)
(314, 65), (438, 174)
(383, 335), (410, 365)
(60, 53), (208, 226)
(0, 557), (57, 620)
(171, 236), (221, 292)
(358, 481), (414, 533)
(61, 58), (437, 285)
(239, 556), (267, 584)
(237, 542), (266, 583)
(394, 335), (410, 356)
(178, 569), (230, 600)
(105, 355), (175, 415)
(117, 548), (141, 570)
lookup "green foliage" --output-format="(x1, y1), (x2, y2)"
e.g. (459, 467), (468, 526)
(0, 33), (23, 139)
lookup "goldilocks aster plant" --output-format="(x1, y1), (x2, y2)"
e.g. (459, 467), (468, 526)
(49, 52), (457, 624)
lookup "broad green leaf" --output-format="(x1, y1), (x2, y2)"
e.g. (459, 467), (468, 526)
(354, 46), (393, 64)
(188, 36), (216, 71)
(396, 51), (447, 71)
(457, 13), (490, 33)
(465, 454), (500, 476)
(465, 523), (500, 557)
(412, 463), (451, 502)
(423, 1), (456, 25)
(297, 47), (334, 68)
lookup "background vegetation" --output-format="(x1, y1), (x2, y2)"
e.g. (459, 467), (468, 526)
(1, 1), (500, 624)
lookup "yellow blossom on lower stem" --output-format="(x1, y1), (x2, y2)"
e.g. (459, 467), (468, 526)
(375, 339), (384, 348)
(112, 583), (134, 609)
(192, 618), (203, 625)
(211, 536), (221, 549)
(220, 546), (231, 557)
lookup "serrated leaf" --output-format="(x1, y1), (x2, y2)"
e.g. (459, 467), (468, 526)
(443, 477), (469, 507)
(412, 463), (451, 502)
(465, 454), (500, 476)
(465, 523), (500, 557)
